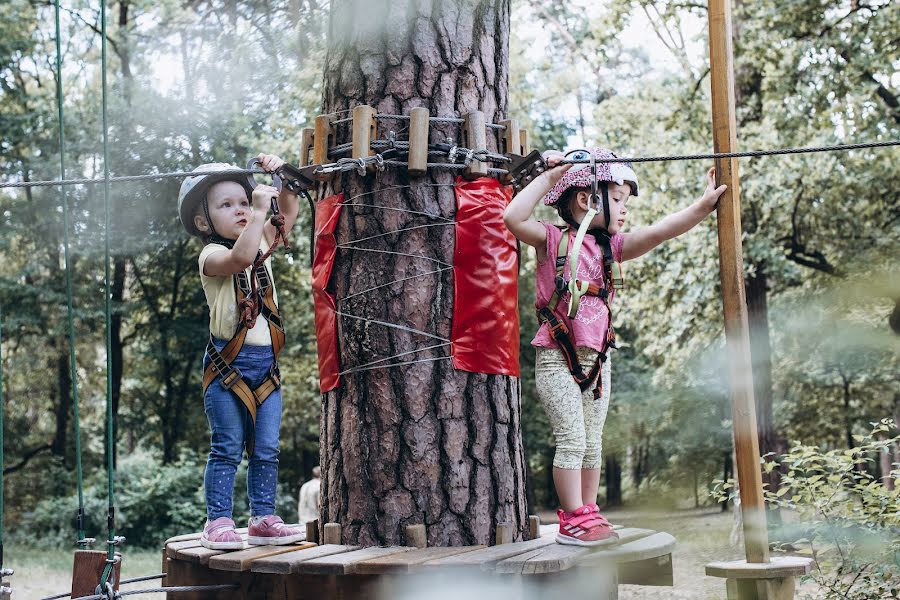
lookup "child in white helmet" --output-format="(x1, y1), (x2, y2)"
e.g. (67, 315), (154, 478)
(503, 148), (726, 546)
(178, 153), (304, 549)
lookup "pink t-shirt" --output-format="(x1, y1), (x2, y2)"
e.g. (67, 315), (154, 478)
(531, 223), (626, 352)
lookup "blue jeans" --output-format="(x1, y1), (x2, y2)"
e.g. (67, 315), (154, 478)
(203, 339), (282, 520)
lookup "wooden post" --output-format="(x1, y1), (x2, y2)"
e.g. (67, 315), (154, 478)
(313, 115), (335, 180)
(405, 524), (427, 549)
(407, 107), (430, 176)
(306, 519), (319, 544)
(707, 0), (769, 566)
(300, 127), (315, 166)
(495, 523), (512, 545)
(520, 129), (531, 155)
(323, 522), (342, 545)
(351, 104), (376, 160)
(462, 111), (488, 179)
(499, 119), (521, 155)
(71, 550), (121, 598)
(528, 515), (541, 540)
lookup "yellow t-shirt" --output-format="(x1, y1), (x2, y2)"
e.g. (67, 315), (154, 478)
(198, 241), (278, 346)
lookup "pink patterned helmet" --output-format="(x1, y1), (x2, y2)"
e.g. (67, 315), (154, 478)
(544, 147), (639, 205)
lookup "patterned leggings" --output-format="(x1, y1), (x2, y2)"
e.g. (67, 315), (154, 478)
(535, 347), (611, 470)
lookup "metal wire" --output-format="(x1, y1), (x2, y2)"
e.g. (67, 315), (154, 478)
(118, 573), (164, 585)
(339, 342), (451, 375)
(65, 582), (241, 600)
(340, 266), (454, 302)
(339, 222), (455, 246)
(341, 355), (453, 376)
(335, 311), (450, 342)
(335, 246), (452, 267)
(3, 139), (897, 190)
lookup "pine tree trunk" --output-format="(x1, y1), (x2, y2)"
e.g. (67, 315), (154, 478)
(318, 0), (527, 547)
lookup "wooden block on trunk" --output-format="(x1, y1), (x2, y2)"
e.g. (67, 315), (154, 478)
(207, 542), (317, 572)
(251, 544), (360, 574)
(323, 522), (342, 545)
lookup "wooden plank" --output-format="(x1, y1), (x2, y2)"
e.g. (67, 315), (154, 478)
(494, 528), (657, 575)
(528, 515), (541, 540)
(422, 536), (556, 569)
(353, 546), (485, 575)
(707, 0), (769, 564)
(294, 546), (416, 575)
(208, 542), (317, 572)
(577, 532), (675, 567)
(300, 127), (315, 166)
(706, 556), (813, 579)
(174, 545), (225, 566)
(251, 544), (360, 575)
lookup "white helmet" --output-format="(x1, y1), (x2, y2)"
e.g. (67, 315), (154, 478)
(177, 163), (253, 237)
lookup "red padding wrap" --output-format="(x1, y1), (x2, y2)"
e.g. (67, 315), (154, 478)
(312, 193), (343, 392)
(451, 177), (520, 376)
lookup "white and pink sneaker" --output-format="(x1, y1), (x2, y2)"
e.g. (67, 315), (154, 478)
(247, 515), (306, 546)
(556, 505), (619, 547)
(200, 516), (245, 550)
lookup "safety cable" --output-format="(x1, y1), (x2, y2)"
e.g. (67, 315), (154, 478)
(339, 266), (454, 302)
(2, 139), (897, 190)
(339, 342), (451, 376)
(334, 312), (450, 342)
(338, 222), (455, 247)
(341, 355), (453, 376)
(54, 0), (91, 551)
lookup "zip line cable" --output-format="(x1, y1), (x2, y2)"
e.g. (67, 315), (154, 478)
(0, 139), (898, 190)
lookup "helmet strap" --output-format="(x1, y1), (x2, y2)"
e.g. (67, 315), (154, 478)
(600, 182), (611, 233)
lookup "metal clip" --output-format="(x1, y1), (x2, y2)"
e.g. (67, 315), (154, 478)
(387, 130), (397, 148)
(463, 149), (476, 166)
(76, 537), (97, 547)
(373, 154), (386, 171)
(355, 158), (367, 176)
(0, 569), (13, 577)
(448, 146), (459, 163)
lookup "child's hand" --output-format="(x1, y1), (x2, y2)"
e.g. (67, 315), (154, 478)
(257, 153), (285, 173)
(252, 184), (278, 212)
(699, 167), (727, 212)
(540, 150), (572, 185)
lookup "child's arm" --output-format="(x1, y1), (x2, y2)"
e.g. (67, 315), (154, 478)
(203, 184), (278, 276)
(257, 153), (300, 247)
(503, 152), (571, 261)
(621, 167), (726, 261)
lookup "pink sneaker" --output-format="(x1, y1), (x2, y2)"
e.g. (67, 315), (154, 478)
(200, 516), (245, 550)
(556, 505), (619, 547)
(247, 515), (306, 546)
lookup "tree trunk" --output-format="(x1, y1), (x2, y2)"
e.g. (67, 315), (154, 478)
(604, 455), (622, 507)
(318, 0), (527, 547)
(746, 268), (783, 521)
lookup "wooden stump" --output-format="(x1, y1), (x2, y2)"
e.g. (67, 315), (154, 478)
(706, 556), (814, 600)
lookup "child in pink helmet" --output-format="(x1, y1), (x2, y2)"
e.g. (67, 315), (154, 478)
(503, 148), (726, 546)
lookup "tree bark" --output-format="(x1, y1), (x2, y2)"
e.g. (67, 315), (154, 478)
(318, 0), (528, 547)
(604, 455), (622, 507)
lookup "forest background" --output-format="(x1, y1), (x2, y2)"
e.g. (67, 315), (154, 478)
(0, 0), (897, 556)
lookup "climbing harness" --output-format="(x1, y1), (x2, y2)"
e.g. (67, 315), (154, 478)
(531, 148), (632, 400)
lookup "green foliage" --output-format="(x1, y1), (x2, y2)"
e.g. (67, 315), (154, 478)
(21, 450), (299, 548)
(715, 419), (900, 599)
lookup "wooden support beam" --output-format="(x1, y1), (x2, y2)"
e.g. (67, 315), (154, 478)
(300, 128), (315, 167)
(323, 522), (342, 545)
(351, 104), (376, 160)
(405, 524), (427, 549)
(462, 111), (488, 179)
(520, 129), (531, 155)
(313, 115), (335, 179)
(707, 0), (769, 566)
(407, 107), (430, 176)
(500, 119), (521, 155)
(305, 519), (319, 544)
(71, 550), (121, 598)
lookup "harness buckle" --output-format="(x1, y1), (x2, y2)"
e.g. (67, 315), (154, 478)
(555, 276), (568, 293)
(269, 363), (282, 388)
(220, 367), (244, 390)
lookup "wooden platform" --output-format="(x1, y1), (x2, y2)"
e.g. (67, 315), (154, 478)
(162, 526), (675, 599)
